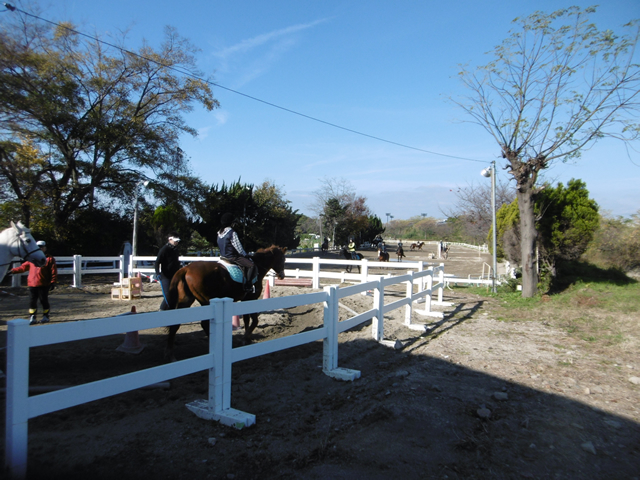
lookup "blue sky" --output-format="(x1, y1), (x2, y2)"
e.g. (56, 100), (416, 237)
(22, 0), (640, 220)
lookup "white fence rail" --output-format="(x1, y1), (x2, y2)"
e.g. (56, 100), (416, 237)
(7, 252), (447, 290)
(4, 265), (451, 478)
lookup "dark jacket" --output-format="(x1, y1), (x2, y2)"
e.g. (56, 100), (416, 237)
(154, 243), (181, 279)
(217, 227), (247, 259)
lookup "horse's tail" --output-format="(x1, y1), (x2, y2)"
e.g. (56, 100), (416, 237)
(168, 268), (188, 309)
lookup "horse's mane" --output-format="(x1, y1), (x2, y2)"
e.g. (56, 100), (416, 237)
(254, 244), (287, 258)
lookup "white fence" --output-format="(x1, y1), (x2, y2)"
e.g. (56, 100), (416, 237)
(4, 265), (451, 478)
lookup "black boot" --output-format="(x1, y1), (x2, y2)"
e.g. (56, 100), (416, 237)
(244, 265), (257, 293)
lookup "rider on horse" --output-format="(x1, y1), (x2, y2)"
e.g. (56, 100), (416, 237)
(217, 213), (257, 293)
(347, 237), (358, 259)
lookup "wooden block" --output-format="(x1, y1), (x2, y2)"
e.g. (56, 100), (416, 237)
(274, 278), (313, 287)
(111, 287), (122, 300)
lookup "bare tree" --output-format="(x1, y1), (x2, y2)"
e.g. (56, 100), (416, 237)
(443, 179), (515, 243)
(453, 7), (640, 297)
(311, 177), (371, 245)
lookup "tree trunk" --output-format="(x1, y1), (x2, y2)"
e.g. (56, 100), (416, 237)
(517, 187), (538, 297)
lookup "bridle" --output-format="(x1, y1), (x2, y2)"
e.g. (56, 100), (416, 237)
(0, 229), (43, 268)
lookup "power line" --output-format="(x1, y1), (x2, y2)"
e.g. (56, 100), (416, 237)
(6, 4), (489, 164)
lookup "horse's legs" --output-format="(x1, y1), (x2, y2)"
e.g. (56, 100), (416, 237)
(244, 312), (260, 335)
(165, 324), (181, 362)
(241, 313), (260, 345)
(165, 291), (196, 362)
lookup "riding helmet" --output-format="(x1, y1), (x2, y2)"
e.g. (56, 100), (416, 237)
(220, 213), (234, 228)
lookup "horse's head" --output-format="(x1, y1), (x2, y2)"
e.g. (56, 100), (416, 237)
(255, 245), (287, 280)
(271, 246), (287, 280)
(10, 221), (47, 267)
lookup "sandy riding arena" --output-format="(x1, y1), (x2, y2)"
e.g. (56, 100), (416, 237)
(1, 246), (639, 479)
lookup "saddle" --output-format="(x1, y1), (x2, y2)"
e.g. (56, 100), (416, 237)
(218, 257), (257, 286)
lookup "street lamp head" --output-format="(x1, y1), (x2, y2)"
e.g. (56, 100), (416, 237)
(481, 167), (491, 178)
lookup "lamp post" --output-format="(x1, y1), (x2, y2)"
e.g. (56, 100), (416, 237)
(421, 213), (427, 239)
(481, 161), (497, 293)
(132, 180), (150, 259)
(385, 212), (391, 225)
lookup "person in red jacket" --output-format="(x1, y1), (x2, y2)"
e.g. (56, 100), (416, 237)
(9, 240), (57, 325)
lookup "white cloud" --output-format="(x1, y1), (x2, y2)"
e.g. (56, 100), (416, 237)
(211, 18), (328, 88)
(213, 19), (328, 60)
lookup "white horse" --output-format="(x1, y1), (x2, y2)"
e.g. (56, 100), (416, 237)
(0, 221), (47, 282)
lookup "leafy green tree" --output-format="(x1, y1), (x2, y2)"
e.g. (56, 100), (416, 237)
(454, 7), (640, 297)
(496, 179), (600, 287)
(584, 211), (640, 272)
(361, 215), (385, 243)
(0, 9), (218, 238)
(194, 179), (300, 251)
(253, 180), (301, 249)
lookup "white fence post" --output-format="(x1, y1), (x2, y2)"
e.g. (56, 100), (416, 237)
(438, 263), (444, 304)
(73, 255), (82, 288)
(417, 268), (443, 319)
(404, 271), (413, 326)
(361, 259), (368, 284)
(372, 279), (384, 341)
(119, 255), (125, 283)
(312, 257), (320, 289)
(5, 319), (30, 479)
(186, 298), (255, 428)
(11, 259), (20, 288)
(322, 287), (360, 381)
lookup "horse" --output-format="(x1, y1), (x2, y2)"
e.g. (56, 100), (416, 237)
(340, 246), (363, 273)
(396, 245), (406, 262)
(443, 244), (450, 259)
(0, 221), (47, 282)
(377, 248), (389, 262)
(165, 245), (287, 360)
(410, 241), (424, 251)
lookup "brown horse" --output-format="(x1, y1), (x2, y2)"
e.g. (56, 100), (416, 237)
(396, 245), (406, 262)
(165, 245), (287, 360)
(410, 241), (424, 251)
(377, 248), (389, 262)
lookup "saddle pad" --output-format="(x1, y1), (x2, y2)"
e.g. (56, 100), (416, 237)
(218, 259), (244, 283)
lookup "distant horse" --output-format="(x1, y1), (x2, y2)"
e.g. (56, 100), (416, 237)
(410, 241), (424, 251)
(321, 239), (329, 252)
(443, 244), (450, 259)
(377, 248), (389, 262)
(340, 246), (363, 273)
(166, 245), (287, 360)
(0, 221), (47, 282)
(396, 245), (406, 262)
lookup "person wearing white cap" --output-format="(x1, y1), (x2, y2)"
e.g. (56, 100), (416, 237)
(8, 240), (57, 324)
(154, 232), (182, 310)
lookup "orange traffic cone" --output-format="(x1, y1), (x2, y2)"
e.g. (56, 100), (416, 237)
(116, 305), (145, 354)
(263, 281), (271, 299)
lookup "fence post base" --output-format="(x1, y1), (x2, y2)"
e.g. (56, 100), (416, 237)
(186, 399), (256, 429)
(379, 339), (404, 349)
(323, 367), (361, 381)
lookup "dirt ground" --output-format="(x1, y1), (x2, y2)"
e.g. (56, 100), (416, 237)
(1, 245), (639, 479)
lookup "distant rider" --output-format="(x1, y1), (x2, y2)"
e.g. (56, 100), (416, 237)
(347, 238), (357, 259)
(217, 213), (257, 293)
